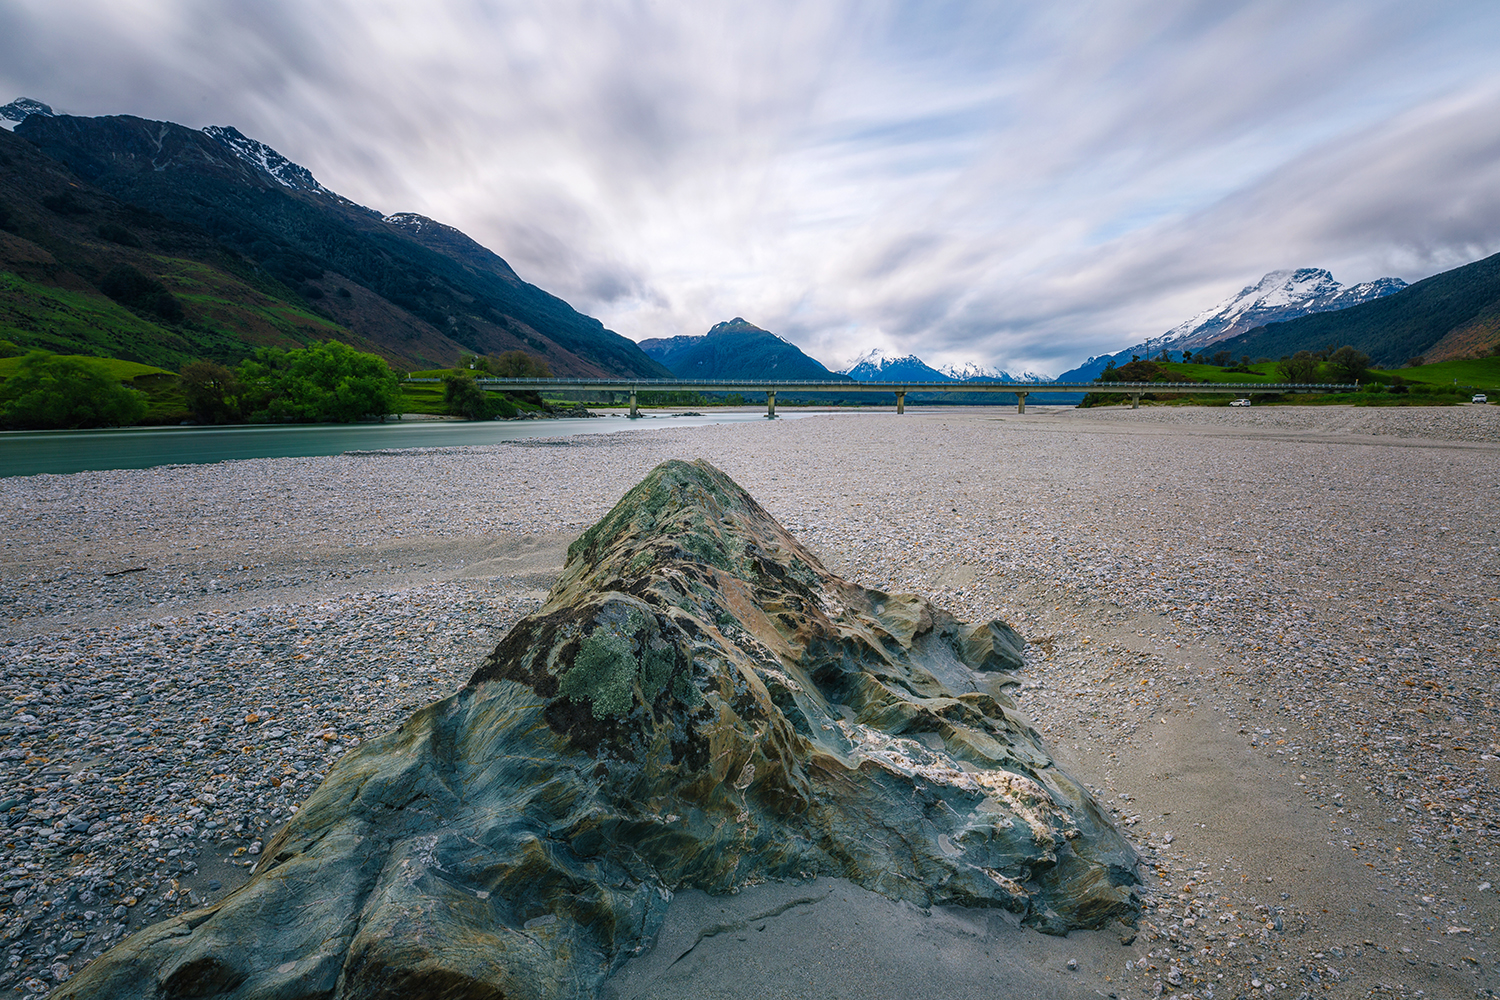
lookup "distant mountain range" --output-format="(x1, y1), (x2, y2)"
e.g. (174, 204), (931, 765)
(0, 97), (670, 376)
(639, 328), (1050, 387)
(639, 318), (850, 380)
(1056, 268), (1406, 382)
(841, 348), (1047, 383)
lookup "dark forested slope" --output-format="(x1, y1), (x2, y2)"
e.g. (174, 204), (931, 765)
(4, 112), (669, 376)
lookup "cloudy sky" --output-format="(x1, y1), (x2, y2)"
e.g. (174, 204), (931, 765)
(4, 1), (1500, 375)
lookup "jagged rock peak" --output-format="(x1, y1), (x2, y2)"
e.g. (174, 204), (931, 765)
(382, 211), (440, 232)
(201, 125), (326, 192)
(58, 460), (1138, 1000)
(0, 97), (54, 130)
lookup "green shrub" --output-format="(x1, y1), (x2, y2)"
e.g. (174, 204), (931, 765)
(179, 360), (243, 424)
(491, 350), (552, 378)
(443, 371), (517, 419)
(0, 351), (147, 429)
(1277, 351), (1318, 382)
(1329, 345), (1370, 382)
(443, 371), (489, 419)
(236, 340), (401, 423)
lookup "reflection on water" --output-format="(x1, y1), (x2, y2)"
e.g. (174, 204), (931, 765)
(0, 411), (801, 478)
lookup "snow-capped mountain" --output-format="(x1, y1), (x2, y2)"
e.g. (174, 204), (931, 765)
(841, 349), (1047, 382)
(1150, 268), (1406, 354)
(841, 349), (951, 382)
(937, 361), (1048, 383)
(1057, 268), (1406, 382)
(0, 97), (53, 131)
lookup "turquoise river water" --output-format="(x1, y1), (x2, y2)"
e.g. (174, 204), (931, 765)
(0, 411), (796, 478)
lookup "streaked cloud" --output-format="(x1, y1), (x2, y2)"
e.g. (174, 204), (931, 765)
(3, 0), (1499, 374)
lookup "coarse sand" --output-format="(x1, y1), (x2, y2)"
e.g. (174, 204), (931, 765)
(2, 403), (1498, 999)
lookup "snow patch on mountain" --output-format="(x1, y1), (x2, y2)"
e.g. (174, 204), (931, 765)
(1, 97), (54, 131)
(1152, 268), (1404, 352)
(839, 349), (1047, 382)
(938, 361), (1048, 383)
(1057, 267), (1406, 382)
(202, 125), (326, 192)
(840, 348), (951, 382)
(384, 212), (435, 232)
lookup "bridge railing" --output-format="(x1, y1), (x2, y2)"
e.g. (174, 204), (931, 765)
(403, 377), (1359, 393)
(401, 377), (1360, 415)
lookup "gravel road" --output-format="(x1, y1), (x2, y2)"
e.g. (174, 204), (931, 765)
(2, 403), (1497, 999)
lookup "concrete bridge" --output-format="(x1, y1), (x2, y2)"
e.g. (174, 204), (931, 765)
(405, 377), (1360, 417)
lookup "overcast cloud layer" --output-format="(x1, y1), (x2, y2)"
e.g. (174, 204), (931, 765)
(5, 1), (1500, 375)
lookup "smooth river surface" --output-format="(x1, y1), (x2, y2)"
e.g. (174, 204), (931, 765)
(0, 411), (801, 477)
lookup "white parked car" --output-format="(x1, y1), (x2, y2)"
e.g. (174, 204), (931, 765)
(1474, 393), (1489, 404)
(1229, 397), (1252, 407)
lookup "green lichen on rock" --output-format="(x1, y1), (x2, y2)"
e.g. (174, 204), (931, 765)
(556, 608), (689, 719)
(559, 625), (638, 718)
(59, 459), (1139, 1000)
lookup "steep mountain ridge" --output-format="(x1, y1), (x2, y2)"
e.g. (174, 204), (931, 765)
(639, 317), (849, 380)
(5, 106), (670, 376)
(1215, 251), (1500, 366)
(0, 98), (53, 131)
(841, 348), (951, 382)
(1057, 268), (1406, 382)
(0, 125), (407, 368)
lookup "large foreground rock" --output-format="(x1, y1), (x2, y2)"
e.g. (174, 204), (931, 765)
(59, 460), (1138, 1000)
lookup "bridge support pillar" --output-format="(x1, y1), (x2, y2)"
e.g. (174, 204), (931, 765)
(766, 391), (777, 419)
(1131, 393), (1141, 409)
(895, 391), (906, 414)
(1016, 391), (1028, 414)
(629, 390), (639, 418)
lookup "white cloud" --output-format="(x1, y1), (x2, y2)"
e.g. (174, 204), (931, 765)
(3, 0), (1500, 375)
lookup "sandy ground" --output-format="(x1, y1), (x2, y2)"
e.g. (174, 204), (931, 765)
(3, 403), (1498, 999)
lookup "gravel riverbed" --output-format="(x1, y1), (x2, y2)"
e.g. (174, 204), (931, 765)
(2, 403), (1498, 999)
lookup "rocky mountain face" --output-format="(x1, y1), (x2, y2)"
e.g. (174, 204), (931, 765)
(1057, 268), (1407, 382)
(1215, 251), (1500, 367)
(3, 104), (670, 376)
(58, 460), (1138, 1000)
(638, 318), (850, 380)
(0, 97), (53, 130)
(842, 348), (1044, 383)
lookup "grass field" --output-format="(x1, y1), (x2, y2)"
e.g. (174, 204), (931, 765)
(1370, 356), (1500, 393)
(0, 353), (174, 381)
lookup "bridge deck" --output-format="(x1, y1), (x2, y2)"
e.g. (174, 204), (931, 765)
(406, 377), (1356, 394)
(404, 377), (1359, 415)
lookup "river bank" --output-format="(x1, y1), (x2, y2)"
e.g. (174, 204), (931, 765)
(2, 405), (1498, 998)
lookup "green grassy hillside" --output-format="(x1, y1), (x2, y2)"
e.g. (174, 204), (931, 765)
(1082, 355), (1495, 406)
(1371, 356), (1500, 392)
(0, 266), (345, 370)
